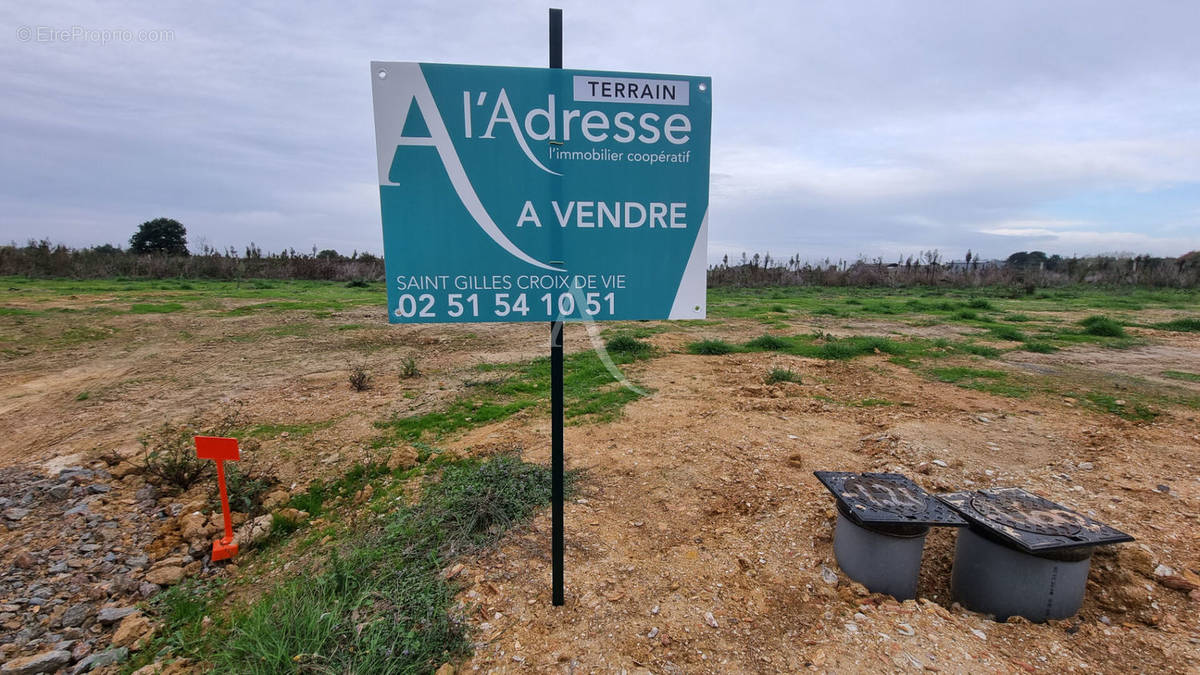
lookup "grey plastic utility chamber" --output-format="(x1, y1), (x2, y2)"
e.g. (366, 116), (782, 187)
(815, 474), (1134, 621)
(938, 488), (1133, 622)
(815, 472), (965, 600)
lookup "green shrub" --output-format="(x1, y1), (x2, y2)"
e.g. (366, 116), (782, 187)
(139, 424), (210, 492)
(959, 343), (1001, 358)
(605, 334), (652, 355)
(399, 356), (421, 379)
(966, 298), (995, 310)
(214, 464), (275, 516)
(348, 364), (371, 391)
(687, 339), (736, 355)
(1079, 315), (1126, 337)
(765, 368), (801, 385)
(1021, 341), (1058, 353)
(745, 334), (790, 351)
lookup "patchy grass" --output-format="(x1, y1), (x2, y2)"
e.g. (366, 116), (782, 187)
(987, 324), (1027, 342)
(765, 367), (801, 385)
(1020, 341), (1059, 353)
(745, 334), (791, 351)
(1162, 370), (1200, 383)
(1075, 392), (1158, 422)
(376, 348), (653, 444)
(687, 338), (737, 355)
(1153, 317), (1200, 332)
(130, 302), (185, 314)
(929, 366), (1030, 397)
(1079, 315), (1126, 338)
(958, 343), (1002, 358)
(855, 398), (895, 407)
(140, 455), (568, 673)
(605, 334), (653, 356)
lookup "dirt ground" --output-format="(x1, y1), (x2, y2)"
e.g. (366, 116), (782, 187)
(1, 290), (1198, 674)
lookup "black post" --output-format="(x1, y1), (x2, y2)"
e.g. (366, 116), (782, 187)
(549, 7), (565, 607)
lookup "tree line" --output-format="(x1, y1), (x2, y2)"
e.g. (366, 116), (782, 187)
(2, 218), (1196, 288)
(707, 250), (1200, 288)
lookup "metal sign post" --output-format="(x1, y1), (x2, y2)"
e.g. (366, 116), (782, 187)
(549, 8), (566, 605)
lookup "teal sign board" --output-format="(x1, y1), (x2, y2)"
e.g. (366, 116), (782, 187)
(370, 62), (711, 323)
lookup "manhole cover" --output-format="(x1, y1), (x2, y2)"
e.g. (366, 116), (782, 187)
(938, 488), (1133, 552)
(842, 475), (928, 517)
(814, 471), (965, 528)
(969, 491), (1086, 536)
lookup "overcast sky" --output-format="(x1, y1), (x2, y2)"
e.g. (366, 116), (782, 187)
(3, 1), (1198, 262)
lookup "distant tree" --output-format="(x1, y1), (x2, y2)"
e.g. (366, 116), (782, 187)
(91, 244), (122, 254)
(130, 218), (188, 256)
(1006, 251), (1030, 267)
(316, 249), (341, 260)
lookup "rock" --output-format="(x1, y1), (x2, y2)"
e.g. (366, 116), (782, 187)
(59, 603), (91, 628)
(109, 463), (139, 479)
(273, 508), (309, 525)
(47, 485), (71, 501)
(11, 553), (35, 570)
(971, 628), (987, 640)
(96, 607), (137, 624)
(1157, 571), (1200, 592)
(897, 623), (915, 636)
(434, 664), (455, 675)
(704, 612), (718, 628)
(112, 613), (153, 649)
(1078, 462), (1094, 471)
(1154, 564), (1175, 577)
(144, 566), (184, 586)
(261, 490), (290, 511)
(0, 650), (72, 675)
(178, 513), (209, 542)
(353, 485), (374, 504)
(387, 446), (419, 471)
(647, 627), (659, 639)
(931, 459), (948, 468)
(1120, 546), (1156, 577)
(1112, 582), (1153, 610)
(235, 515), (272, 548)
(2, 508), (29, 521)
(71, 647), (127, 674)
(819, 565), (838, 585)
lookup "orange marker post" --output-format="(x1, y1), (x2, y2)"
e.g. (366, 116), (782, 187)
(195, 436), (240, 561)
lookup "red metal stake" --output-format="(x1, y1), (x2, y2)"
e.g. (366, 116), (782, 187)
(195, 436), (240, 561)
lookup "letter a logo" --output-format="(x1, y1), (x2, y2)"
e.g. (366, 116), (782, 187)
(372, 63), (561, 272)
